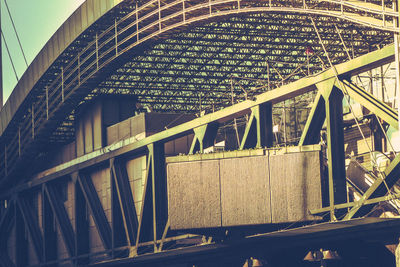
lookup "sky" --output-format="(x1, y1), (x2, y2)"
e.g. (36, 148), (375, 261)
(1, 0), (86, 104)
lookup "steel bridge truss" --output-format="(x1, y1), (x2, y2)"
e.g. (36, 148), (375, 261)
(0, 0), (396, 192)
(0, 42), (400, 266)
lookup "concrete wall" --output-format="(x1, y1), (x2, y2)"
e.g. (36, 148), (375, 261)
(167, 149), (323, 230)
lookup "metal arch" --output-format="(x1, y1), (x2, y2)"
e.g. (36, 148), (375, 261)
(0, 0), (397, 190)
(1, 0), (397, 133)
(0, 43), (399, 265)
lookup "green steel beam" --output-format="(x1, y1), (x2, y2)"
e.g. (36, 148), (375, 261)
(16, 196), (44, 263)
(77, 173), (112, 250)
(43, 183), (76, 258)
(239, 110), (257, 150)
(339, 79), (399, 129)
(239, 103), (273, 150)
(343, 153), (400, 220)
(135, 149), (153, 250)
(298, 91), (326, 146)
(111, 159), (139, 249)
(321, 82), (347, 220)
(310, 191), (400, 214)
(3, 44), (396, 198)
(189, 122), (219, 154)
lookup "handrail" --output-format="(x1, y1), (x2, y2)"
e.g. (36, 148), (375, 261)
(1, 0), (398, 184)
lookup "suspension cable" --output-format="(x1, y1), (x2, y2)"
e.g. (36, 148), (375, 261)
(1, 30), (18, 81)
(310, 16), (400, 214)
(3, 0), (28, 67)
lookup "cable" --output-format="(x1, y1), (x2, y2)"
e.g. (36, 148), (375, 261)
(3, 0), (28, 67)
(1, 30), (18, 81)
(309, 16), (400, 216)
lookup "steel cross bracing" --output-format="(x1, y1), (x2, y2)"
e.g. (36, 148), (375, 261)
(0, 0), (399, 264)
(0, 0), (396, 188)
(0, 43), (399, 266)
(0, 10), (394, 191)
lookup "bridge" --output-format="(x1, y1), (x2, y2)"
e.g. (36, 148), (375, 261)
(1, 0), (400, 266)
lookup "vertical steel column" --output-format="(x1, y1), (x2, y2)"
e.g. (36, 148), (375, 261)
(258, 102), (273, 148)
(149, 143), (167, 245)
(240, 103), (273, 149)
(136, 143), (168, 252)
(324, 86), (347, 220)
(111, 159), (138, 252)
(111, 160), (128, 256)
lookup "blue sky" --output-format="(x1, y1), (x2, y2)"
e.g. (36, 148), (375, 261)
(1, 0), (85, 103)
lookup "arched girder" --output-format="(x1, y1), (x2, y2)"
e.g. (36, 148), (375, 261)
(0, 0), (396, 190)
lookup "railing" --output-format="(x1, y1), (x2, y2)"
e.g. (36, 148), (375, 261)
(1, 0), (398, 183)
